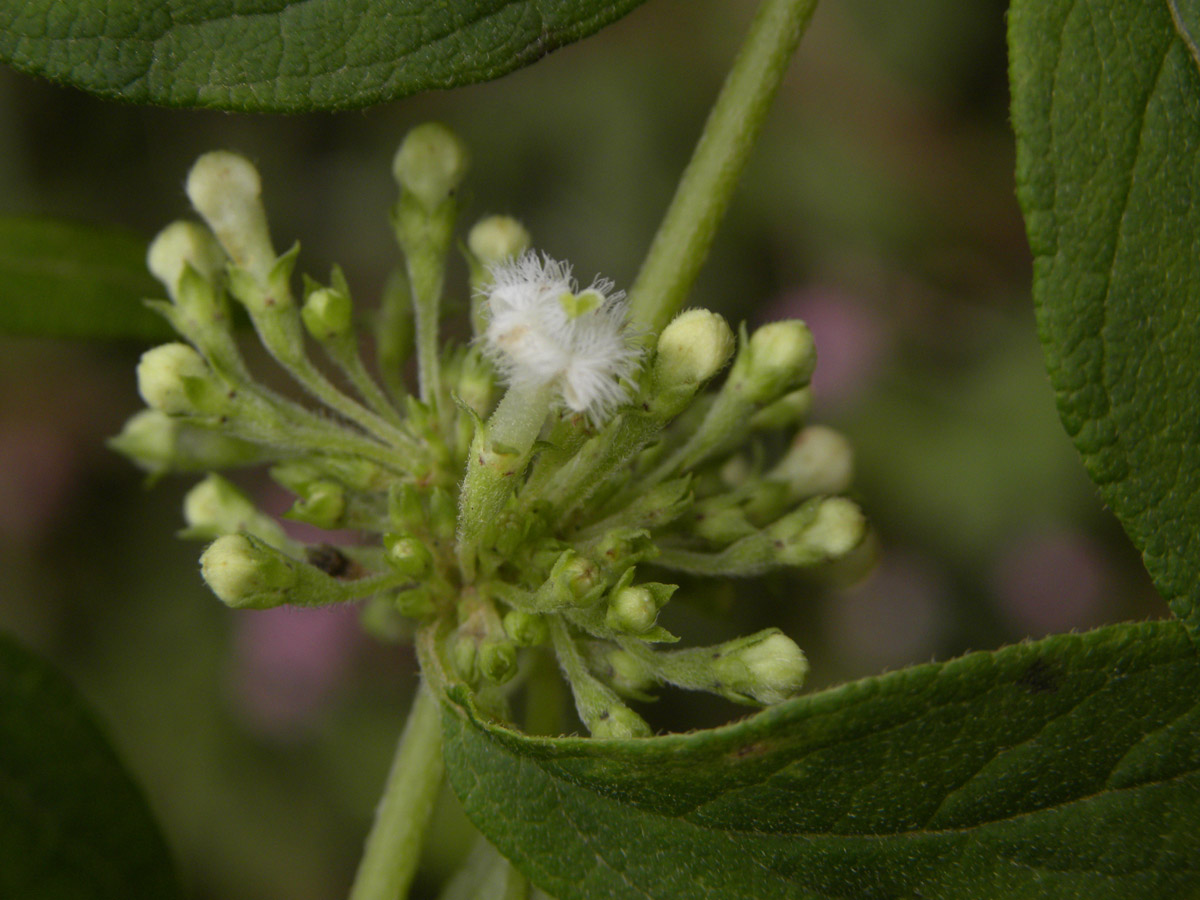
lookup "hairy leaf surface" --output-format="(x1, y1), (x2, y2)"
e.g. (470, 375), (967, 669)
(0, 0), (648, 113)
(0, 217), (168, 341)
(441, 621), (1200, 899)
(1010, 0), (1200, 632)
(0, 632), (182, 899)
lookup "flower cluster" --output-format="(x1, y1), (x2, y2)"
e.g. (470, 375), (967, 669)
(112, 123), (868, 738)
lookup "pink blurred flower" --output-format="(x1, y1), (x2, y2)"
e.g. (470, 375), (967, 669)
(992, 528), (1112, 636)
(229, 603), (362, 739)
(762, 287), (888, 412)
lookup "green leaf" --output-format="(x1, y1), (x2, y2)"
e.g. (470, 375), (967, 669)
(441, 620), (1200, 900)
(0, 631), (183, 899)
(1010, 0), (1200, 631)
(0, 217), (169, 341)
(0, 0), (649, 113)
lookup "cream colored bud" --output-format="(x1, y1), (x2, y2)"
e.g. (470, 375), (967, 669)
(606, 586), (659, 634)
(654, 309), (736, 388)
(200, 534), (295, 609)
(768, 425), (854, 499)
(393, 123), (469, 210)
(136, 343), (214, 415)
(800, 497), (866, 559)
(147, 221), (226, 298)
(186, 151), (275, 278)
(742, 320), (816, 403)
(468, 215), (531, 265)
(717, 631), (808, 705)
(301, 288), (353, 341)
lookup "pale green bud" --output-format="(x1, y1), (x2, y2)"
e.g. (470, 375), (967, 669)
(606, 585), (658, 634)
(737, 320), (816, 405)
(748, 387), (812, 431)
(286, 481), (346, 529)
(767, 425), (854, 500)
(534, 550), (601, 610)
(186, 151), (276, 280)
(792, 496), (866, 560)
(503, 609), (549, 646)
(596, 647), (658, 699)
(393, 585), (436, 618)
(301, 287), (353, 341)
(468, 215), (531, 266)
(479, 639), (518, 685)
(451, 633), (479, 683)
(654, 309), (735, 388)
(109, 410), (266, 475)
(182, 474), (286, 544)
(393, 123), (469, 211)
(589, 703), (652, 739)
(714, 630), (808, 705)
(136, 343), (227, 415)
(200, 533), (296, 609)
(383, 533), (433, 579)
(147, 221), (226, 299)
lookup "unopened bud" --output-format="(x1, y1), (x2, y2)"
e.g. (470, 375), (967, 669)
(737, 320), (816, 405)
(605, 581), (676, 635)
(393, 585), (436, 618)
(468, 215), (531, 266)
(200, 533), (296, 609)
(186, 151), (275, 279)
(479, 639), (518, 684)
(503, 610), (549, 646)
(301, 287), (353, 341)
(147, 221), (226, 299)
(654, 309), (735, 388)
(182, 474), (286, 544)
(589, 703), (652, 739)
(393, 123), (469, 211)
(768, 425), (854, 500)
(769, 497), (866, 566)
(384, 533), (433, 578)
(136, 343), (227, 415)
(286, 481), (346, 529)
(535, 550), (601, 610)
(715, 630), (808, 705)
(749, 387), (812, 431)
(595, 647), (658, 698)
(109, 410), (265, 475)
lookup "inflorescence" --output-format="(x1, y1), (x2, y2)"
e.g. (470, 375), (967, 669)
(112, 123), (867, 738)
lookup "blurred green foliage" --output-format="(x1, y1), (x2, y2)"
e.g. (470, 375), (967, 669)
(0, 0), (1165, 897)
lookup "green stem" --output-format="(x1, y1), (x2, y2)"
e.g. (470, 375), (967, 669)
(626, 0), (820, 335)
(348, 683), (444, 900)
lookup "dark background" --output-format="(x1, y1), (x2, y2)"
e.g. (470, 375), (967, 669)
(0, 0), (1166, 897)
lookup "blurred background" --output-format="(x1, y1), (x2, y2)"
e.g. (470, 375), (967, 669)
(0, 0), (1168, 897)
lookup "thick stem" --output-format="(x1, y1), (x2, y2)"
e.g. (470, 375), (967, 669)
(626, 0), (820, 335)
(348, 683), (444, 900)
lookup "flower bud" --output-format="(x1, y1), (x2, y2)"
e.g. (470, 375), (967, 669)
(591, 647), (658, 699)
(147, 221), (226, 299)
(200, 533), (296, 609)
(109, 410), (266, 476)
(383, 533), (433, 579)
(136, 343), (227, 415)
(392, 123), (469, 211)
(769, 497), (866, 566)
(182, 474), (286, 544)
(748, 387), (812, 431)
(479, 638), (518, 685)
(654, 309), (735, 388)
(736, 320), (816, 405)
(589, 703), (652, 739)
(286, 480), (346, 529)
(186, 151), (276, 280)
(301, 287), (353, 341)
(468, 215), (531, 266)
(767, 425), (854, 500)
(534, 549), (601, 610)
(503, 609), (549, 646)
(606, 585), (658, 634)
(393, 585), (436, 618)
(714, 630), (808, 705)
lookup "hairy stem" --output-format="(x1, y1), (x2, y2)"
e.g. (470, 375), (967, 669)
(627, 0), (820, 335)
(348, 683), (444, 900)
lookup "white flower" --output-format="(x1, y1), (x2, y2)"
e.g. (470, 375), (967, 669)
(480, 251), (642, 422)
